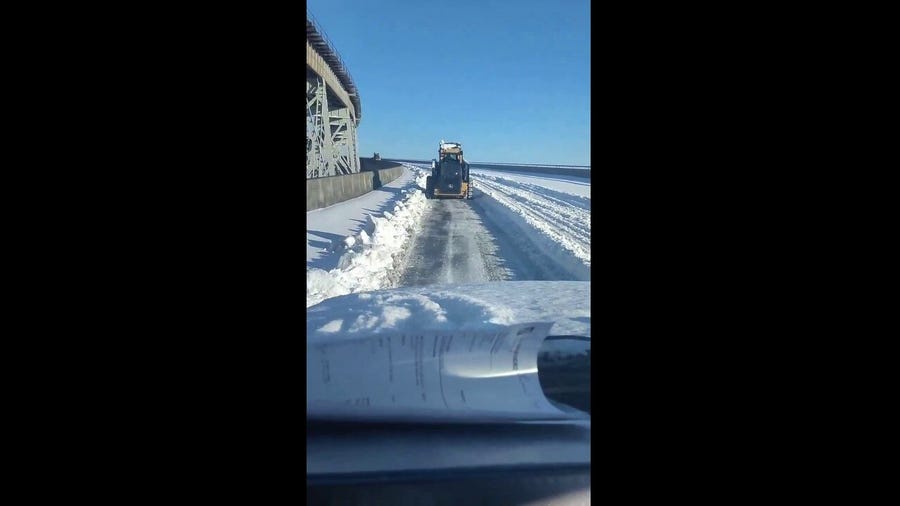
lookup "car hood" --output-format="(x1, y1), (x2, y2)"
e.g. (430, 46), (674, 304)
(307, 281), (590, 339)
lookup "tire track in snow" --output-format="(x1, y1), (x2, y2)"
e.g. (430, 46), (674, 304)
(472, 171), (591, 211)
(473, 176), (591, 268)
(473, 173), (591, 237)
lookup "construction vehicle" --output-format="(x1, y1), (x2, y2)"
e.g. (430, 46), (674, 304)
(425, 140), (473, 199)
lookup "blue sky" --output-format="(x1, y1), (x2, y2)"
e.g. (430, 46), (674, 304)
(308, 0), (591, 166)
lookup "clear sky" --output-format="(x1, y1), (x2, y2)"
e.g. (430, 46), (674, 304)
(307, 0), (591, 166)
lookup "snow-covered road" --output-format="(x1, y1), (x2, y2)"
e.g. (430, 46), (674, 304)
(307, 163), (591, 307)
(399, 199), (508, 286)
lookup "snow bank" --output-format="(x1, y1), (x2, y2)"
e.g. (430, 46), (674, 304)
(307, 169), (418, 269)
(306, 166), (431, 307)
(403, 162), (430, 189)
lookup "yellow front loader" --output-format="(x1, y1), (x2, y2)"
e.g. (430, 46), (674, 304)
(425, 141), (473, 199)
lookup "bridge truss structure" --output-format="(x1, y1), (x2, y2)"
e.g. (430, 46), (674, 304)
(307, 14), (361, 178)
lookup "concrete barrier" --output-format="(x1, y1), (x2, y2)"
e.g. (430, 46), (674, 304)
(307, 160), (407, 211)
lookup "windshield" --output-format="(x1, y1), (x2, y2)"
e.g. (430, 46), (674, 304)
(306, 0), (590, 480)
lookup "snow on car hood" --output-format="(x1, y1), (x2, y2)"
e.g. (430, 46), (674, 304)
(307, 281), (590, 339)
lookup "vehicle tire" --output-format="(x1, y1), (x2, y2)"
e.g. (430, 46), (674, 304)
(425, 176), (434, 198)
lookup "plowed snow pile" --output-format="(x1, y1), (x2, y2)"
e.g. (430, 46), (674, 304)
(306, 166), (430, 307)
